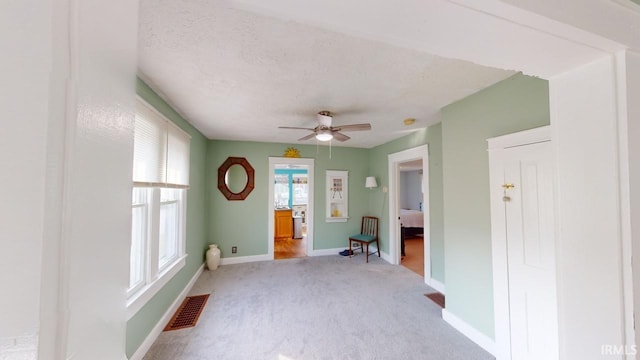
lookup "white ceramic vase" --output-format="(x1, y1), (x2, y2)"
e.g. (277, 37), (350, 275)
(206, 244), (221, 270)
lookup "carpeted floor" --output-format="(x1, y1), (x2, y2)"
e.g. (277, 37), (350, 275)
(143, 255), (493, 360)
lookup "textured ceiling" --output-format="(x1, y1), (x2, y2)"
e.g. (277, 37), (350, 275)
(138, 0), (515, 148)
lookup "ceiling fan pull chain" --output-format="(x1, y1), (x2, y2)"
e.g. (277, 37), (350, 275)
(329, 140), (332, 159)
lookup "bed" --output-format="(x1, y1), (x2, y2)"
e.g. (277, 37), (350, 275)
(400, 209), (424, 256)
(400, 209), (424, 228)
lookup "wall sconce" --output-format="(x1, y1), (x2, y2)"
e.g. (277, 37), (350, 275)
(365, 176), (378, 189)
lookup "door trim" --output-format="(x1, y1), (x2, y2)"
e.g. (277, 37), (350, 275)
(487, 125), (551, 360)
(268, 157), (315, 259)
(387, 145), (431, 283)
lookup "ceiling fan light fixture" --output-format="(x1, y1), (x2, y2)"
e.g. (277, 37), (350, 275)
(315, 129), (333, 141)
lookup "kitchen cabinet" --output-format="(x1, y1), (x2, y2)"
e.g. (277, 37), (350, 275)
(274, 209), (293, 239)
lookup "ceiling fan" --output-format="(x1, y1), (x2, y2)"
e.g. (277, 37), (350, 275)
(278, 110), (372, 142)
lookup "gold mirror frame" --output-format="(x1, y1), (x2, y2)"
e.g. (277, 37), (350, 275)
(217, 157), (255, 200)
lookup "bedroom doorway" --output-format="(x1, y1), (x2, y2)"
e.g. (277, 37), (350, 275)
(268, 157), (315, 260)
(388, 145), (430, 282)
(398, 161), (425, 276)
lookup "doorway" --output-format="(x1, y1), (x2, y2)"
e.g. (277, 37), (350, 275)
(488, 126), (558, 359)
(387, 145), (431, 283)
(398, 160), (425, 277)
(268, 157), (315, 260)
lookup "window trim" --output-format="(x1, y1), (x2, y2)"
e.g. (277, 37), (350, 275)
(126, 254), (187, 320)
(126, 186), (188, 319)
(127, 201), (148, 297)
(158, 190), (185, 273)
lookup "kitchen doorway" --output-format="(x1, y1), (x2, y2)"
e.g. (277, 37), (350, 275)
(268, 157), (315, 260)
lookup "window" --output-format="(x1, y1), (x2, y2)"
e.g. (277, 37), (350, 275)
(292, 175), (308, 205)
(274, 174), (290, 207)
(127, 98), (191, 317)
(274, 169), (308, 208)
(159, 188), (181, 271)
(129, 188), (149, 294)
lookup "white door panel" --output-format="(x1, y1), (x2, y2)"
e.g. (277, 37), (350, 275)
(504, 141), (558, 360)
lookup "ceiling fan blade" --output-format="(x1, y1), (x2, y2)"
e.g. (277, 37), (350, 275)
(279, 126), (316, 131)
(332, 123), (371, 132)
(332, 132), (350, 142)
(298, 133), (317, 141)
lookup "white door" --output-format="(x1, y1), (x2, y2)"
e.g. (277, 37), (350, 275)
(503, 141), (558, 360)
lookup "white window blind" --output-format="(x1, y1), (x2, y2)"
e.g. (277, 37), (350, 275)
(134, 98), (191, 188)
(166, 122), (190, 186)
(133, 106), (166, 184)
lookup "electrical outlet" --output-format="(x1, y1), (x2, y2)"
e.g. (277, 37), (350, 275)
(232, 246), (237, 254)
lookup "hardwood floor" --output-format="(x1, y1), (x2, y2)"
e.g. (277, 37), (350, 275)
(401, 236), (424, 277)
(274, 237), (307, 259)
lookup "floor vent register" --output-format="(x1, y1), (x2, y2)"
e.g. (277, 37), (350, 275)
(164, 294), (210, 331)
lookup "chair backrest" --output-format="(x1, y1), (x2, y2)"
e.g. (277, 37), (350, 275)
(361, 216), (378, 238)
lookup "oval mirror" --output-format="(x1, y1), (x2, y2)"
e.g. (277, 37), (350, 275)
(225, 164), (248, 194)
(217, 157), (255, 200)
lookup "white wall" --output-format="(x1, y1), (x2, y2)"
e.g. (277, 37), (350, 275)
(495, 0), (640, 51)
(550, 56), (628, 359)
(0, 1), (51, 357)
(623, 50), (640, 351)
(55, 1), (138, 358)
(227, 0), (622, 78)
(0, 0), (138, 359)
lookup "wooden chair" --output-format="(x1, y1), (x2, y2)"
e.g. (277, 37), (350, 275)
(349, 216), (379, 263)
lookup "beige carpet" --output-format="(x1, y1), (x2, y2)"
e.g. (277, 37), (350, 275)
(143, 256), (492, 360)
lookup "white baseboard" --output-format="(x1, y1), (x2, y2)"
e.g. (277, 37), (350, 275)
(219, 248), (376, 262)
(427, 278), (446, 294)
(380, 250), (392, 263)
(442, 309), (495, 356)
(129, 263), (205, 360)
(310, 247), (345, 256)
(218, 248), (389, 261)
(220, 254), (271, 265)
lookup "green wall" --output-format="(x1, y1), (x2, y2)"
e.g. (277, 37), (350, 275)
(125, 79), (209, 357)
(127, 73), (550, 356)
(367, 123), (444, 282)
(207, 141), (370, 257)
(441, 73), (549, 339)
